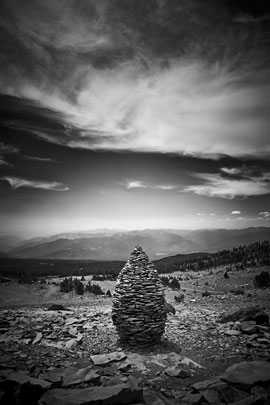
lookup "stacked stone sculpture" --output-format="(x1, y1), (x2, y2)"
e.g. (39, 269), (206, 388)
(112, 245), (167, 346)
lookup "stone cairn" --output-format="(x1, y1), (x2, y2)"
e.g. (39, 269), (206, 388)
(112, 245), (167, 346)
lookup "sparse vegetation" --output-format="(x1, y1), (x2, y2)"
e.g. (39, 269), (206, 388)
(161, 276), (180, 290)
(59, 277), (105, 295)
(75, 279), (84, 295)
(85, 282), (104, 295)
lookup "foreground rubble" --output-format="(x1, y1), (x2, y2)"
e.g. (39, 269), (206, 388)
(0, 300), (269, 404)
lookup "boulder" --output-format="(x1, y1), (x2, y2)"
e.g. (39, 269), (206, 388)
(220, 361), (270, 391)
(220, 306), (269, 326)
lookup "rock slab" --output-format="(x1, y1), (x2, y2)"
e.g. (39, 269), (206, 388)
(220, 361), (270, 391)
(38, 383), (143, 405)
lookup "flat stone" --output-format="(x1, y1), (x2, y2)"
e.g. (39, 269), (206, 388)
(62, 367), (100, 387)
(165, 366), (191, 378)
(66, 339), (78, 350)
(91, 351), (126, 366)
(191, 378), (221, 391)
(7, 371), (52, 389)
(239, 321), (258, 335)
(183, 392), (204, 404)
(201, 388), (224, 404)
(65, 318), (80, 326)
(38, 383), (143, 405)
(228, 397), (258, 405)
(220, 361), (270, 391)
(32, 332), (43, 344)
(40, 368), (65, 384)
(225, 330), (241, 336)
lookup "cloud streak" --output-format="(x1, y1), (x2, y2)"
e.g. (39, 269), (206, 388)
(0, 176), (69, 191)
(185, 172), (270, 199)
(125, 180), (177, 191)
(22, 155), (56, 162)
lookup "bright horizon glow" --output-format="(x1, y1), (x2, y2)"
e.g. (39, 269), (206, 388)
(1, 214), (269, 239)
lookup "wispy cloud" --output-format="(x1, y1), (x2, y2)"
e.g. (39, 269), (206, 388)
(0, 176), (69, 191)
(22, 155), (56, 163)
(125, 180), (177, 191)
(6, 62), (268, 159)
(126, 181), (147, 190)
(0, 142), (19, 154)
(184, 173), (270, 199)
(259, 211), (270, 218)
(0, 156), (10, 166)
(231, 210), (241, 215)
(221, 165), (264, 179)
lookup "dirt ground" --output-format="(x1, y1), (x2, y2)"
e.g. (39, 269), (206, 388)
(0, 265), (269, 311)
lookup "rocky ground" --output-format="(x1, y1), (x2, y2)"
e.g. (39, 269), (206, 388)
(0, 266), (269, 404)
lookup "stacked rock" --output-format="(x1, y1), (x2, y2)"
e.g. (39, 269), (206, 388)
(112, 245), (167, 346)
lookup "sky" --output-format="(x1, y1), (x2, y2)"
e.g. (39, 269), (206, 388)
(0, 0), (269, 238)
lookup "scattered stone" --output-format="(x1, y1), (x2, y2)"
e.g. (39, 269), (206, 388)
(225, 330), (242, 336)
(191, 377), (221, 391)
(66, 339), (78, 350)
(91, 351), (127, 366)
(220, 361), (270, 391)
(32, 332), (43, 345)
(6, 371), (52, 389)
(112, 246), (167, 346)
(239, 321), (258, 335)
(183, 392), (204, 404)
(62, 367), (100, 387)
(165, 366), (191, 378)
(39, 383), (143, 405)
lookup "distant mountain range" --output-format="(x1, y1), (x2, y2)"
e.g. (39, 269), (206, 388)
(1, 227), (270, 260)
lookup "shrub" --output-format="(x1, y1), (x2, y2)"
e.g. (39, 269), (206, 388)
(160, 276), (170, 287)
(75, 280), (84, 295)
(254, 271), (270, 288)
(174, 294), (184, 303)
(169, 277), (181, 290)
(230, 289), (245, 295)
(60, 277), (74, 293)
(202, 290), (211, 297)
(106, 289), (112, 297)
(85, 282), (104, 295)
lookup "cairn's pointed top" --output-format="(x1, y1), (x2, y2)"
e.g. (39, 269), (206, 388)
(131, 245), (145, 255)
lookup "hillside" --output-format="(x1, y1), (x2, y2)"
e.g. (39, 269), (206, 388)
(5, 227), (270, 260)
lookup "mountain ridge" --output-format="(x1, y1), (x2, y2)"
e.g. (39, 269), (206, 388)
(5, 227), (270, 261)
